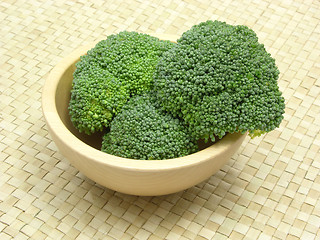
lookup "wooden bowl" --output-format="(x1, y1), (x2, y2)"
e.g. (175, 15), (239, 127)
(42, 34), (246, 196)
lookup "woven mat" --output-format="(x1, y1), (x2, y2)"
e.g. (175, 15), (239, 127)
(1, 0), (320, 239)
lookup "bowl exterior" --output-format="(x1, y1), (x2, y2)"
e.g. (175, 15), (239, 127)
(42, 36), (246, 196)
(47, 123), (245, 196)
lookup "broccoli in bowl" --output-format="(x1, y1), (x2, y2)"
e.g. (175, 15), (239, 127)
(68, 21), (285, 160)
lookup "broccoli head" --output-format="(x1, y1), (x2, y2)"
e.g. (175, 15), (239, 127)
(153, 20), (285, 141)
(101, 94), (198, 160)
(69, 66), (129, 134)
(69, 31), (175, 134)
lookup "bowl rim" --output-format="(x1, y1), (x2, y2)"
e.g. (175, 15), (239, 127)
(42, 33), (246, 172)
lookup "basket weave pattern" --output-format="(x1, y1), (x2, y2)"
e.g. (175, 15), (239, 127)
(1, 0), (319, 239)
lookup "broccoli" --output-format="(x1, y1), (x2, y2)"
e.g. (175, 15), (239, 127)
(153, 20), (285, 141)
(101, 94), (198, 160)
(69, 31), (175, 134)
(68, 23), (285, 160)
(69, 67), (129, 134)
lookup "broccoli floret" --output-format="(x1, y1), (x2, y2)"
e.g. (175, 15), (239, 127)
(101, 94), (198, 160)
(74, 31), (175, 95)
(69, 67), (129, 134)
(153, 20), (285, 141)
(69, 31), (175, 134)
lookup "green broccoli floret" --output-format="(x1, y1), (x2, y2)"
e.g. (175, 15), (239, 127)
(101, 94), (198, 160)
(69, 31), (175, 134)
(153, 20), (285, 141)
(74, 31), (175, 95)
(69, 67), (129, 134)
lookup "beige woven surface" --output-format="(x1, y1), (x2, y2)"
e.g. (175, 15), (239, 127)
(1, 0), (319, 239)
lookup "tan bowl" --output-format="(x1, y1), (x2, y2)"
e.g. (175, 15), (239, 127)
(42, 34), (246, 196)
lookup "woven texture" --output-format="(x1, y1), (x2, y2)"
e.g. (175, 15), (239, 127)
(1, 0), (320, 239)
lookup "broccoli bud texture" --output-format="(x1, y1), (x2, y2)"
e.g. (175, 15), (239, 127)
(69, 67), (129, 134)
(101, 94), (198, 160)
(153, 20), (285, 141)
